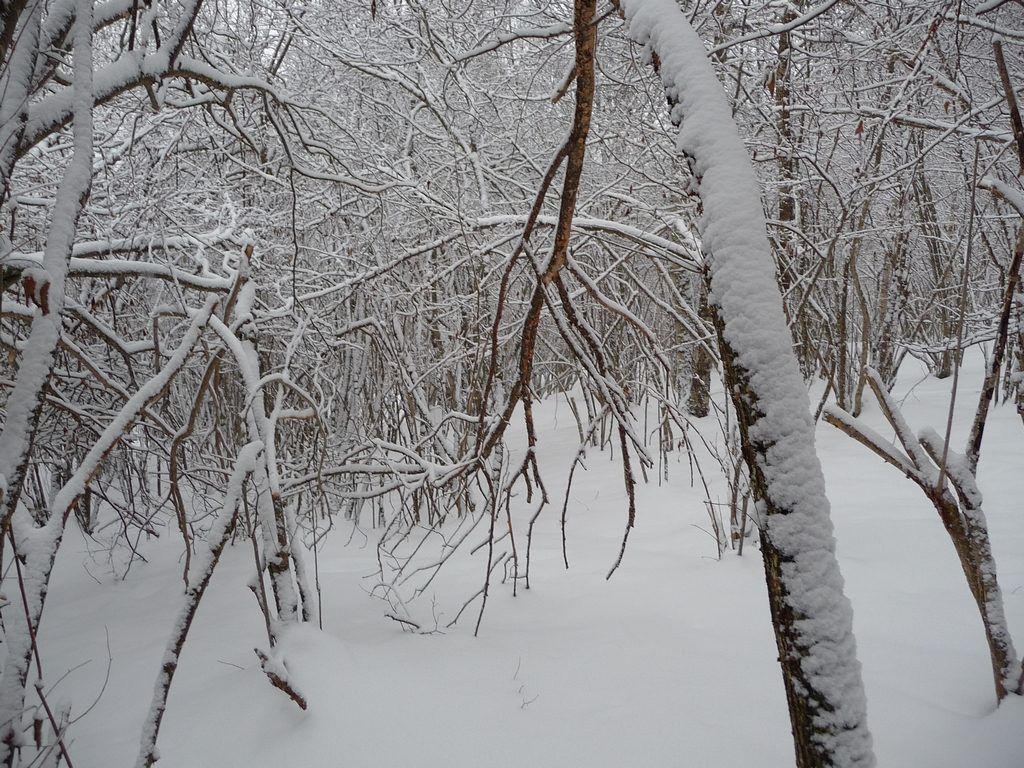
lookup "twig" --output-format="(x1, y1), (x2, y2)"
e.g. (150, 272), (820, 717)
(33, 682), (74, 768)
(384, 613), (421, 631)
(938, 147), (980, 490)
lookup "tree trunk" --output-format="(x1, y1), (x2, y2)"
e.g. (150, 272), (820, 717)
(615, 2), (875, 765)
(686, 276), (711, 417)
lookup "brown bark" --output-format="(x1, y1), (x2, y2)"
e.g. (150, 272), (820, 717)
(477, 0), (598, 458)
(686, 278), (711, 417)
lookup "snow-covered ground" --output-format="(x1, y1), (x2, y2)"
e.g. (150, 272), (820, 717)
(37, 355), (1024, 766)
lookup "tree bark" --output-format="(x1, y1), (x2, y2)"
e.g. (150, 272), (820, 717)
(614, 2), (874, 765)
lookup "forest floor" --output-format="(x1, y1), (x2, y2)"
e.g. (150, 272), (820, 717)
(39, 354), (1024, 766)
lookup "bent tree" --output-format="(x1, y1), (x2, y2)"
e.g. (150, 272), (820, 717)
(824, 186), (1024, 703)
(615, 1), (875, 766)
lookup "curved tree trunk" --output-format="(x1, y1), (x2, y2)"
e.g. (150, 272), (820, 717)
(614, 2), (875, 765)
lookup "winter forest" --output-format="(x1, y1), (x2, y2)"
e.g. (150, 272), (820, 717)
(1, 0), (1023, 765)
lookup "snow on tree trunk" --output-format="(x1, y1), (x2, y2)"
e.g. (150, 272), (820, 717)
(136, 440), (264, 768)
(918, 429), (1021, 700)
(0, 1), (87, 537)
(616, 1), (875, 766)
(0, 6), (94, 760)
(207, 252), (304, 627)
(0, 4), (40, 195)
(825, 365), (1023, 703)
(0, 294), (218, 767)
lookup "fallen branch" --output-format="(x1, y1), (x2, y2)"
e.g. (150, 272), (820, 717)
(254, 648), (307, 711)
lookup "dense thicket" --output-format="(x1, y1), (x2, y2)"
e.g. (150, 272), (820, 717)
(0, 1), (1021, 766)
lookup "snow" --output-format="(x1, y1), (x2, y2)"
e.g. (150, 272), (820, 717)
(136, 439), (264, 768)
(0, 232), (239, 293)
(707, 0), (844, 56)
(981, 177), (1024, 216)
(0, 0), (97, 513)
(476, 214), (701, 270)
(620, 0), (872, 763)
(821, 404), (918, 479)
(0, 4), (41, 182)
(49, 295), (219, 528)
(0, 4), (96, 759)
(0, 291), (218, 763)
(22, 353), (1024, 767)
(4, 1), (1022, 764)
